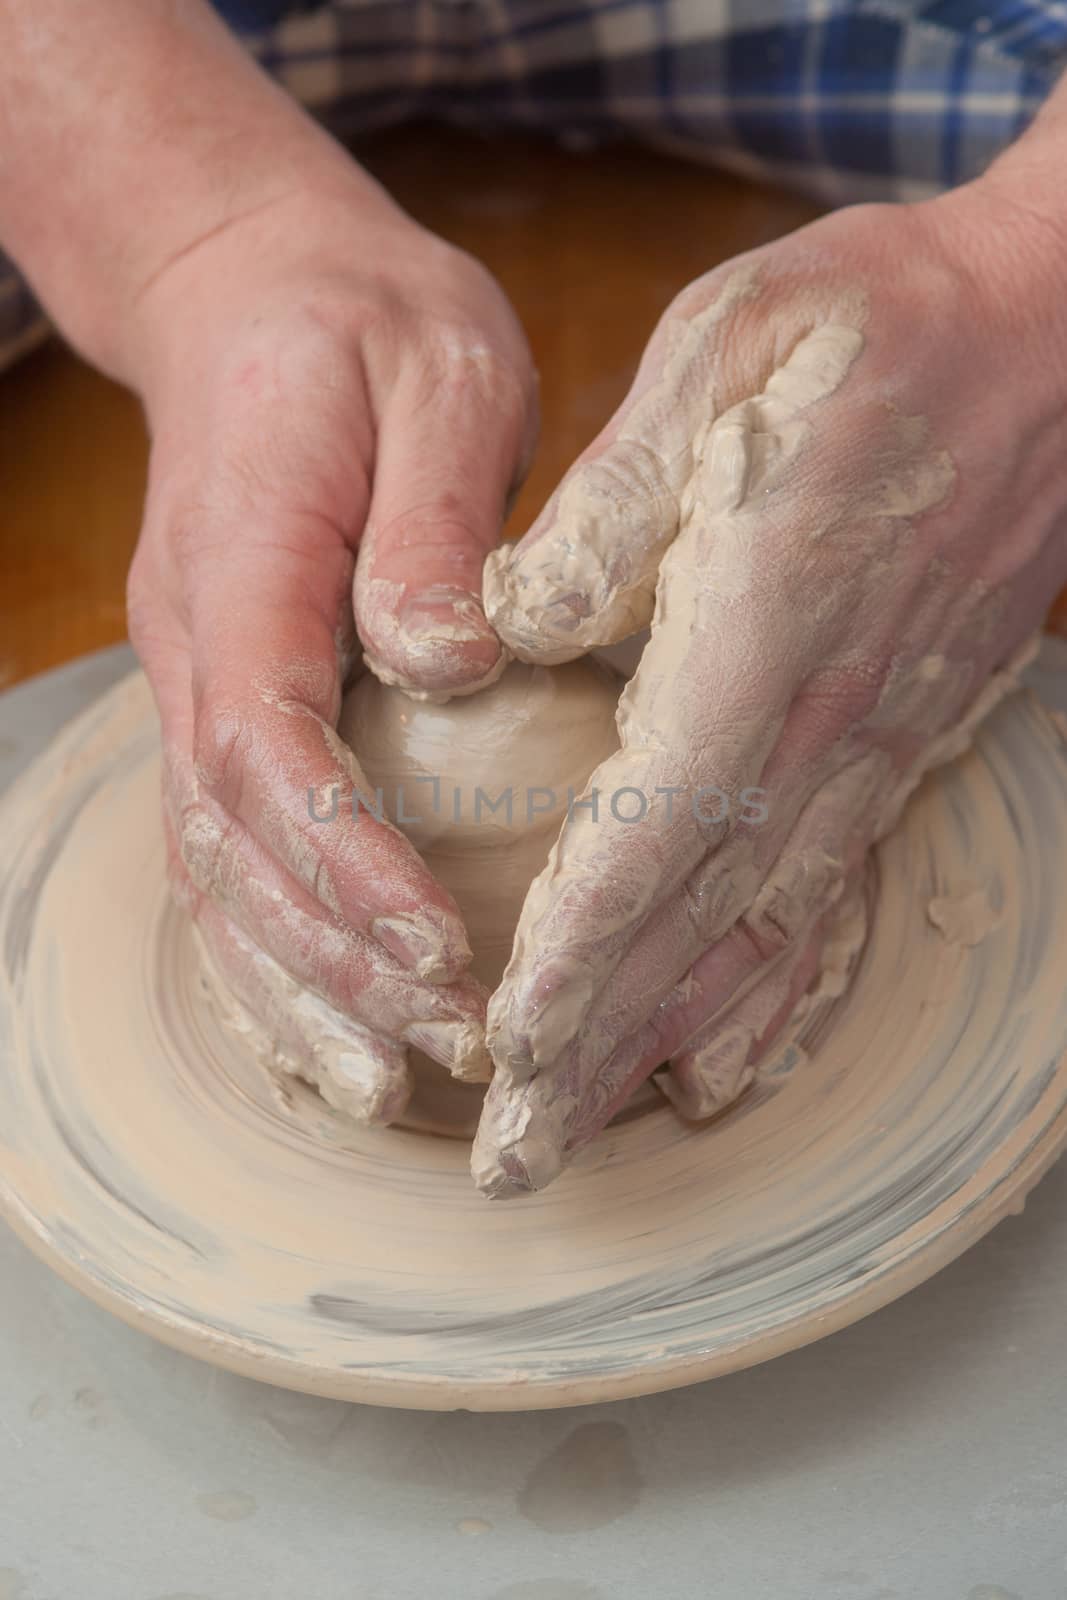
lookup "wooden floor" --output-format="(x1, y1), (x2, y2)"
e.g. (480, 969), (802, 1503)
(0, 125), (1062, 690)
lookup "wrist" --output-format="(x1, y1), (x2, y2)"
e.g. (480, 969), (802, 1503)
(120, 172), (426, 423)
(916, 150), (1067, 360)
(0, 0), (389, 383)
(115, 158), (407, 393)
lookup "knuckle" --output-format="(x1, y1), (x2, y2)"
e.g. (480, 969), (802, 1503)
(425, 323), (531, 419)
(674, 1021), (756, 1113)
(375, 495), (481, 554)
(125, 554), (166, 652)
(681, 861), (736, 944)
(740, 900), (797, 961)
(572, 437), (671, 508)
(176, 800), (229, 894)
(125, 590), (154, 655)
(193, 700), (252, 809)
(165, 849), (199, 914)
(743, 850), (843, 957)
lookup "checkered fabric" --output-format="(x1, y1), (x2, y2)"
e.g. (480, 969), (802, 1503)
(3, 0), (1066, 368)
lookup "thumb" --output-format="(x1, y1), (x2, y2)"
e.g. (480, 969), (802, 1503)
(483, 432), (680, 667)
(482, 281), (741, 664)
(483, 259), (849, 664)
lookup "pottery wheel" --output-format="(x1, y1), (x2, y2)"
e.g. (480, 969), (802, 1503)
(1, 668), (1067, 1411)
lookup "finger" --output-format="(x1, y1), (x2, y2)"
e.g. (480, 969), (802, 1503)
(481, 275), (752, 663)
(473, 909), (778, 1196)
(136, 575), (492, 1080)
(661, 923), (824, 1120)
(165, 809), (414, 1122)
(482, 432), (682, 665)
(486, 536), (800, 1082)
(183, 525), (473, 980)
(662, 870), (869, 1119)
(166, 771), (492, 1082)
(475, 908), (779, 1195)
(477, 755), (878, 1195)
(355, 342), (534, 696)
(528, 748), (878, 1114)
(473, 874), (866, 1197)
(486, 320), (869, 1072)
(193, 893), (413, 1127)
(483, 275), (858, 665)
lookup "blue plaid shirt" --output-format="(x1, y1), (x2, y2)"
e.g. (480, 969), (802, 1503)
(3, 0), (1066, 366)
(223, 0), (1067, 200)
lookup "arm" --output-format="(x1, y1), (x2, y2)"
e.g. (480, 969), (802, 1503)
(0, 0), (377, 380)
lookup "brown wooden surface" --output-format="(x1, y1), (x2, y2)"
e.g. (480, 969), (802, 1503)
(0, 126), (1062, 691)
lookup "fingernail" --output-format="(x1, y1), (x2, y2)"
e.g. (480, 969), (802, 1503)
(470, 1083), (566, 1196)
(660, 1024), (755, 1120)
(407, 1018), (491, 1083)
(494, 965), (595, 1083)
(314, 1037), (411, 1127)
(472, 1133), (563, 1198)
(473, 1151), (534, 1199)
(398, 585), (496, 647)
(372, 912), (472, 981)
(470, 1128), (534, 1198)
(450, 1022), (493, 1083)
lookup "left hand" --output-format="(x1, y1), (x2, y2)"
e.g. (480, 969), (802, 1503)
(474, 187), (1067, 1194)
(124, 180), (537, 1119)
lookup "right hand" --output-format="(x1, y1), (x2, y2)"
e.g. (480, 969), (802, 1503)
(475, 191), (1067, 1191)
(125, 179), (538, 1122)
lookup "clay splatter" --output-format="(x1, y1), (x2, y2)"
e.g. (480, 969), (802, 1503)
(517, 1423), (643, 1533)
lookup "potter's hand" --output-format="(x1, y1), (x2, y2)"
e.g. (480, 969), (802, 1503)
(126, 180), (536, 1119)
(476, 179), (1067, 1192)
(0, 2), (539, 1116)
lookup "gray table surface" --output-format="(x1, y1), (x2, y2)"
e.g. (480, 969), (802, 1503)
(2, 643), (1066, 1600)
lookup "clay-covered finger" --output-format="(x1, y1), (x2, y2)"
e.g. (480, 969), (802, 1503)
(486, 550), (797, 1081)
(475, 907), (785, 1195)
(477, 754), (882, 1194)
(482, 270), (768, 663)
(663, 872), (869, 1120)
(355, 336), (535, 697)
(184, 540), (472, 982)
(486, 317), (873, 1079)
(660, 924), (824, 1120)
(473, 877), (866, 1196)
(483, 433), (683, 664)
(484, 274), (861, 666)
(525, 751), (880, 1111)
(165, 782), (491, 1082)
(193, 897), (413, 1126)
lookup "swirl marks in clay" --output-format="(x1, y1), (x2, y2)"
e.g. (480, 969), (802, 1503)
(0, 671), (1067, 1408)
